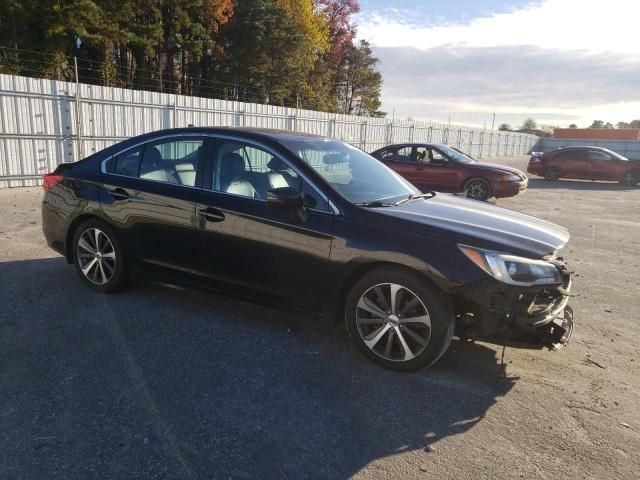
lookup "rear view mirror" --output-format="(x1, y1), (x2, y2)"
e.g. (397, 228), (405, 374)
(266, 187), (308, 222)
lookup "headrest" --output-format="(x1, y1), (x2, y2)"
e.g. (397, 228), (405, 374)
(145, 147), (162, 165)
(267, 156), (288, 171)
(222, 152), (245, 169)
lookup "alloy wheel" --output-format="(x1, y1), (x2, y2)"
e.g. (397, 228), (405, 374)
(356, 283), (431, 362)
(466, 180), (489, 200)
(76, 228), (116, 285)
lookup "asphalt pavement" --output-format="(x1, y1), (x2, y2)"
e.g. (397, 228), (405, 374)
(1, 156), (638, 479)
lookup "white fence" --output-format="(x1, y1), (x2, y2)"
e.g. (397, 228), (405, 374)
(0, 74), (539, 187)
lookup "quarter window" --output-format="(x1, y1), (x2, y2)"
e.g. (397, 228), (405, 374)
(111, 147), (143, 177)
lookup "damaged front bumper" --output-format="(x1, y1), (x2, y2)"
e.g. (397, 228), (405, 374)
(455, 259), (575, 350)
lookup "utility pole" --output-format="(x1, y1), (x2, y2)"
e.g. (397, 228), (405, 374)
(491, 112), (496, 131)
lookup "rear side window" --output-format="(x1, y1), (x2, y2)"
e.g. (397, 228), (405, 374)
(587, 150), (611, 160)
(140, 138), (204, 186)
(554, 150), (580, 161)
(379, 146), (413, 162)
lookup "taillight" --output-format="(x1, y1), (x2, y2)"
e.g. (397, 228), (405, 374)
(42, 172), (63, 191)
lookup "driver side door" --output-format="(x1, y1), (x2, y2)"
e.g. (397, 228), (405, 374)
(413, 146), (459, 192)
(194, 136), (335, 312)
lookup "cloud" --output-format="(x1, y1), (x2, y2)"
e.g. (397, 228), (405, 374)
(374, 45), (640, 125)
(356, 0), (640, 126)
(358, 0), (639, 55)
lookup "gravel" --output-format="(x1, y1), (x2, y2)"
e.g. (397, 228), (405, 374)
(1, 156), (638, 479)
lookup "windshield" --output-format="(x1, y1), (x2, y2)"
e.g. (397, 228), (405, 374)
(281, 138), (419, 204)
(438, 145), (476, 164)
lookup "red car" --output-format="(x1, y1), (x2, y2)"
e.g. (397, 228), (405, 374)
(527, 146), (640, 186)
(370, 143), (528, 201)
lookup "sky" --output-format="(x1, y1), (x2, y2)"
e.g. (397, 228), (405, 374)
(356, 0), (640, 129)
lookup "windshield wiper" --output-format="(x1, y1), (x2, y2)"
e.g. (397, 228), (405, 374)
(354, 199), (396, 208)
(395, 191), (436, 206)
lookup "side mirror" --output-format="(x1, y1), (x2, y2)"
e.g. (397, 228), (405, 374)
(266, 187), (308, 222)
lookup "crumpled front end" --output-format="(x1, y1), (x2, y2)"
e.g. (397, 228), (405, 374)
(454, 257), (574, 350)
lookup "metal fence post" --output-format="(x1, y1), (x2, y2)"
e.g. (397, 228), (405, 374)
(479, 131), (484, 159)
(360, 121), (368, 149)
(73, 56), (84, 159)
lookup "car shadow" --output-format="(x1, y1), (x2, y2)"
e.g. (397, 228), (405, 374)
(1, 257), (516, 479)
(527, 177), (637, 191)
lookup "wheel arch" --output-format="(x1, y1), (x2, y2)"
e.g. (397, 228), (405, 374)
(331, 260), (451, 325)
(64, 213), (112, 263)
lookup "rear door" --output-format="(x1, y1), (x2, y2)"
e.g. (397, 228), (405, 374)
(194, 136), (335, 311)
(376, 145), (419, 185)
(553, 149), (588, 179)
(99, 134), (207, 275)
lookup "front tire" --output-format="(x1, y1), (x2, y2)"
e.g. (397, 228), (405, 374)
(544, 166), (561, 181)
(72, 219), (128, 293)
(345, 267), (454, 371)
(620, 170), (638, 187)
(463, 177), (491, 201)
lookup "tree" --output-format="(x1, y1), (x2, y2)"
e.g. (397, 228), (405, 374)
(569, 124), (578, 128)
(617, 121), (631, 129)
(589, 120), (613, 129)
(498, 123), (511, 131)
(521, 118), (537, 130)
(0, 0), (381, 112)
(339, 40), (383, 116)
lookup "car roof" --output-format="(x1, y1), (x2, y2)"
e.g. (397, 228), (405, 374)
(372, 142), (447, 151)
(552, 146), (607, 152)
(144, 126), (328, 142)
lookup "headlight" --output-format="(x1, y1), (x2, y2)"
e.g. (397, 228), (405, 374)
(501, 174), (521, 182)
(459, 245), (562, 286)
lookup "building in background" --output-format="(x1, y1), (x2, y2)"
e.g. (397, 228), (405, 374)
(553, 128), (640, 140)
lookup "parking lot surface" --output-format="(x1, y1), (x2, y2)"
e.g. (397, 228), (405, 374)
(1, 156), (639, 479)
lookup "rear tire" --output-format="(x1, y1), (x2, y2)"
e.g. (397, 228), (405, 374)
(463, 177), (491, 201)
(72, 219), (128, 293)
(544, 166), (561, 181)
(620, 170), (638, 187)
(345, 267), (454, 371)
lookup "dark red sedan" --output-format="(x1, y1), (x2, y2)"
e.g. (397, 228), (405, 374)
(370, 143), (528, 201)
(527, 146), (640, 186)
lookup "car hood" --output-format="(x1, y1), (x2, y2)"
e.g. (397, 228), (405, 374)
(469, 162), (525, 176)
(377, 194), (569, 258)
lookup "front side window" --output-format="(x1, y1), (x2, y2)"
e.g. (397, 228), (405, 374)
(437, 145), (475, 164)
(211, 139), (329, 211)
(416, 147), (449, 164)
(139, 137), (204, 186)
(588, 150), (611, 161)
(281, 138), (418, 205)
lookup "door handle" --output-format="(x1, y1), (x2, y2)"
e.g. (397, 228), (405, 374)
(107, 187), (129, 200)
(199, 207), (225, 222)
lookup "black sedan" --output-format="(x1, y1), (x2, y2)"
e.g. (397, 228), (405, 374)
(42, 128), (574, 371)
